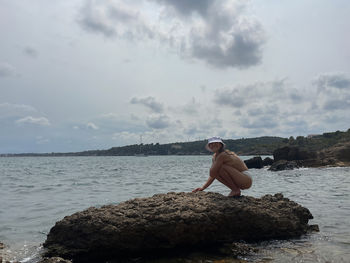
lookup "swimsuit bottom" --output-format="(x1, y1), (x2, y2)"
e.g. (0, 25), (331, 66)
(242, 170), (252, 177)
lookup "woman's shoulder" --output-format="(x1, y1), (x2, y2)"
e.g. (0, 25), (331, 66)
(224, 149), (237, 155)
(216, 151), (231, 160)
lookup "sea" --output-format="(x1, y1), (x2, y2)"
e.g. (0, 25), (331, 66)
(0, 156), (349, 263)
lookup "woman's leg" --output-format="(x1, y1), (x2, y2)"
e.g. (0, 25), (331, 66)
(215, 168), (241, 196)
(217, 165), (252, 191)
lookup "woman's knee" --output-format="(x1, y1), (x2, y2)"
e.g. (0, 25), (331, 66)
(241, 176), (252, 189)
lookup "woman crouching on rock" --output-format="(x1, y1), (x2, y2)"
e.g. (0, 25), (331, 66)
(192, 137), (252, 197)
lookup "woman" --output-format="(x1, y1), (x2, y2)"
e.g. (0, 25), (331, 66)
(192, 137), (252, 197)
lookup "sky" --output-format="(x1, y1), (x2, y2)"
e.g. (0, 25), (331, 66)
(1, 0), (350, 153)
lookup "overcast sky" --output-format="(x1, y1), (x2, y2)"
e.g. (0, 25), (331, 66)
(1, 0), (350, 153)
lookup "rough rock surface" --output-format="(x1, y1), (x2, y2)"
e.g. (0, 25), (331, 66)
(273, 147), (316, 162)
(221, 242), (259, 258)
(271, 143), (350, 170)
(269, 160), (300, 171)
(44, 192), (316, 262)
(316, 142), (350, 166)
(38, 257), (72, 263)
(262, 157), (274, 167)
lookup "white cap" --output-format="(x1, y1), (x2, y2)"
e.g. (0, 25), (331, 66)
(205, 136), (225, 152)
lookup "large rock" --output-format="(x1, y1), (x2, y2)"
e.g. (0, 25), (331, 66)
(244, 156), (263, 169)
(317, 142), (350, 165)
(273, 146), (316, 162)
(44, 192), (316, 262)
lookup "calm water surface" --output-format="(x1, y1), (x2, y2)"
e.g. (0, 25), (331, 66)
(0, 156), (349, 262)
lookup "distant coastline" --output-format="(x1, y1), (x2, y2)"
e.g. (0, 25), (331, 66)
(1, 128), (349, 157)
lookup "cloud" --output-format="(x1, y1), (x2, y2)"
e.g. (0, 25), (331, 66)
(79, 0), (154, 39)
(0, 62), (16, 77)
(190, 14), (265, 68)
(211, 79), (316, 135)
(15, 116), (51, 126)
(153, 0), (212, 17)
(312, 72), (350, 111)
(0, 103), (38, 118)
(214, 87), (246, 108)
(130, 96), (164, 113)
(214, 79), (307, 109)
(78, 0), (265, 68)
(146, 114), (170, 129)
(36, 136), (50, 144)
(240, 116), (279, 129)
(112, 131), (140, 142)
(209, 72), (350, 137)
(23, 46), (39, 58)
(313, 72), (350, 92)
(86, 122), (99, 130)
(170, 97), (200, 115)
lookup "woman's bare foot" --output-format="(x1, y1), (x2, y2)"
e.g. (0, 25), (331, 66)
(228, 190), (241, 197)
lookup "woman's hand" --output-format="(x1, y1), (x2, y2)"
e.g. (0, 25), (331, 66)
(192, 187), (204, 193)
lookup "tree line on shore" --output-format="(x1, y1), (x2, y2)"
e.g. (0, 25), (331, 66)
(2, 128), (349, 157)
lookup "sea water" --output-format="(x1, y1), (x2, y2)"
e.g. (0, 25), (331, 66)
(0, 156), (349, 262)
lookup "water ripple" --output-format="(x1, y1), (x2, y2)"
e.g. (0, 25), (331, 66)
(0, 156), (349, 262)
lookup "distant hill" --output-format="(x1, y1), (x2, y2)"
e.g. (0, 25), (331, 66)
(77, 136), (285, 156)
(282, 129), (350, 152)
(2, 128), (349, 157)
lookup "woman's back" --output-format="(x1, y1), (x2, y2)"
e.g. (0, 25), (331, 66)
(214, 150), (248, 172)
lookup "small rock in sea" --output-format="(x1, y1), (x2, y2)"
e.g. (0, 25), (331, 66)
(269, 160), (300, 171)
(262, 157), (274, 166)
(220, 242), (259, 258)
(244, 156), (263, 169)
(308, 224), (320, 232)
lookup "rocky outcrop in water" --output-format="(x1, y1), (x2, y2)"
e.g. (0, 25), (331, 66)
(244, 156), (274, 169)
(269, 160), (300, 171)
(44, 192), (317, 262)
(273, 146), (316, 162)
(315, 142), (350, 166)
(271, 143), (350, 170)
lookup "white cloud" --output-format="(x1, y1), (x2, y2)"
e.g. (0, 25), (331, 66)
(214, 79), (303, 109)
(112, 131), (140, 142)
(146, 114), (170, 129)
(15, 116), (51, 126)
(78, 0), (265, 68)
(86, 122), (99, 130)
(130, 96), (164, 113)
(313, 72), (350, 92)
(208, 72), (350, 137)
(312, 72), (350, 111)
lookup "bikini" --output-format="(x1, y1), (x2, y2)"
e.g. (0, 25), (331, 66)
(216, 151), (252, 178)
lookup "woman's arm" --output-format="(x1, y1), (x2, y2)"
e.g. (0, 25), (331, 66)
(192, 175), (215, 192)
(192, 153), (225, 192)
(209, 153), (225, 177)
